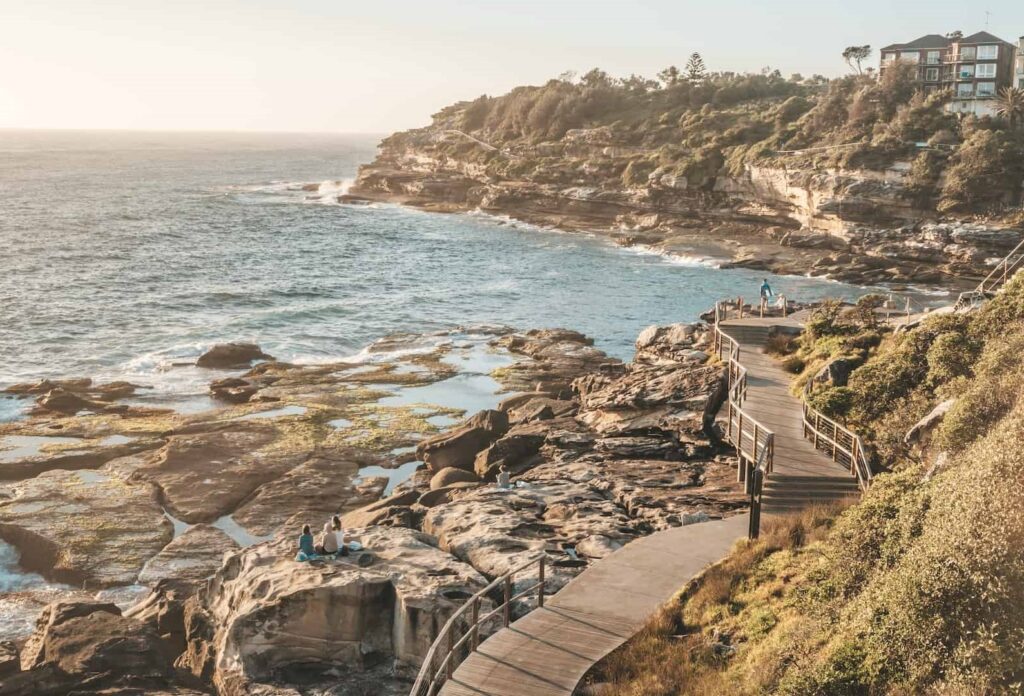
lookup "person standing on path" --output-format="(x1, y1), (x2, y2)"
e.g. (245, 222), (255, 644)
(759, 278), (774, 313)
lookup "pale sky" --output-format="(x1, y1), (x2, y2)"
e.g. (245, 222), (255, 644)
(2, 0), (1022, 133)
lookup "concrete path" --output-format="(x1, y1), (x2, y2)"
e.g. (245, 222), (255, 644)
(438, 316), (859, 696)
(439, 515), (748, 696)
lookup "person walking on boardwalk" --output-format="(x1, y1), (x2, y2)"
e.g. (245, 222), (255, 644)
(759, 278), (774, 313)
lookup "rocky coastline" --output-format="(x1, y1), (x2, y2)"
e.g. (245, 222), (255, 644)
(347, 126), (1021, 289)
(0, 318), (747, 695)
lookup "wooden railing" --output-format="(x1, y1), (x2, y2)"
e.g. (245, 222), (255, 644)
(954, 238), (1024, 311)
(801, 381), (873, 490)
(712, 303), (775, 538)
(409, 555), (547, 696)
(714, 294), (789, 320)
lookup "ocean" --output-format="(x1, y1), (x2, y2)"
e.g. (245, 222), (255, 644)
(1, 130), (866, 417)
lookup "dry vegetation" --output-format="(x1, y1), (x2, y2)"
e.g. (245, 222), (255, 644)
(584, 278), (1024, 694)
(388, 63), (1024, 215)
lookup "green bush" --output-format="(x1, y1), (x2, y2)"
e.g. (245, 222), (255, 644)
(807, 386), (855, 419)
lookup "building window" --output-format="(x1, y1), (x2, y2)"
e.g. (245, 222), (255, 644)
(977, 45), (999, 60)
(977, 81), (996, 97)
(957, 83), (974, 97)
(926, 50), (941, 64)
(925, 67), (940, 81)
(976, 63), (997, 78)
(900, 51), (920, 62)
(958, 64), (975, 79)
(959, 46), (977, 60)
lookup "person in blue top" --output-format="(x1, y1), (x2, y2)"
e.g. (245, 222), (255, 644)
(759, 278), (773, 312)
(298, 524), (316, 557)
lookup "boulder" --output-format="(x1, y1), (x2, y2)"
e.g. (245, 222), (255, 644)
(473, 424), (548, 479)
(418, 482), (477, 508)
(341, 489), (419, 528)
(0, 641), (19, 678)
(13, 601), (180, 694)
(34, 388), (100, 415)
(905, 398), (956, 446)
(415, 409), (508, 472)
(209, 377), (258, 403)
(429, 467), (479, 490)
(180, 526), (488, 694)
(813, 356), (860, 388)
(195, 343), (274, 369)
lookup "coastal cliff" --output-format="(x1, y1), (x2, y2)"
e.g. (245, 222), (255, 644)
(352, 69), (1024, 286)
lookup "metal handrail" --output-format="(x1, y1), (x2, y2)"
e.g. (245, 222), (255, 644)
(801, 380), (873, 490)
(954, 238), (1024, 311)
(409, 554), (547, 696)
(713, 303), (776, 538)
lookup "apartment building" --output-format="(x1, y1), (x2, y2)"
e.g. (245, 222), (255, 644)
(1017, 36), (1024, 88)
(879, 31), (1016, 116)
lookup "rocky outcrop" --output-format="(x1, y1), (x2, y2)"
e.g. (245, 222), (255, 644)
(0, 463), (172, 587)
(415, 409), (509, 472)
(138, 525), (238, 591)
(4, 601), (196, 696)
(179, 526), (488, 695)
(352, 119), (1020, 286)
(195, 343), (274, 369)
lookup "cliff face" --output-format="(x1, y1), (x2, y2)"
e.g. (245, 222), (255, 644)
(351, 119), (1021, 288)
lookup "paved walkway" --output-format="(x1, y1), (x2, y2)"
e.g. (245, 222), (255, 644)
(438, 316), (859, 696)
(439, 515), (748, 696)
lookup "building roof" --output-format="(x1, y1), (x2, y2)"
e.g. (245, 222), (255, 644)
(881, 34), (950, 52)
(880, 30), (1012, 52)
(958, 31), (1010, 45)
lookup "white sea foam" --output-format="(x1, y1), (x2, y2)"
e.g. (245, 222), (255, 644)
(627, 244), (722, 268)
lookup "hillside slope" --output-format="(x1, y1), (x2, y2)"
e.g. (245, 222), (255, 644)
(353, 68), (1024, 286)
(581, 275), (1024, 695)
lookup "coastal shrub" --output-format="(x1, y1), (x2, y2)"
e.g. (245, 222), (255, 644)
(939, 127), (1024, 213)
(764, 333), (798, 356)
(806, 386), (854, 419)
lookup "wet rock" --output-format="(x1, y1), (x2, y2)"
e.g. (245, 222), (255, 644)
(492, 329), (616, 397)
(138, 524), (238, 590)
(195, 342), (274, 369)
(180, 526), (488, 694)
(0, 464), (172, 587)
(429, 467), (479, 490)
(415, 409), (508, 472)
(34, 388), (102, 415)
(208, 377), (258, 403)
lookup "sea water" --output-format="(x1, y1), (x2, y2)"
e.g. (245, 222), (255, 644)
(0, 130), (870, 402)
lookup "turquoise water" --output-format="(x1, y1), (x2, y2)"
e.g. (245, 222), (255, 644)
(1, 131), (867, 410)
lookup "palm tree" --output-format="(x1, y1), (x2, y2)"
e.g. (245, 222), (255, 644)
(994, 87), (1024, 128)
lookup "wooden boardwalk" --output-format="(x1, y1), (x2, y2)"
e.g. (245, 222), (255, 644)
(439, 515), (749, 696)
(437, 316), (858, 696)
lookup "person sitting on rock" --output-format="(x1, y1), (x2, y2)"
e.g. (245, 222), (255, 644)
(497, 464), (511, 489)
(298, 524), (316, 557)
(316, 515), (348, 556)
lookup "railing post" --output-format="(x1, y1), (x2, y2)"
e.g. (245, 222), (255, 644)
(832, 422), (838, 462)
(503, 575), (512, 628)
(538, 556), (545, 608)
(470, 597), (479, 651)
(748, 468), (763, 539)
(446, 626), (455, 680)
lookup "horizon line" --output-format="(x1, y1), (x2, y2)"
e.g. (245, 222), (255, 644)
(0, 126), (392, 136)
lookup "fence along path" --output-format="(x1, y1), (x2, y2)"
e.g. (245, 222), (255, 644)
(425, 309), (864, 696)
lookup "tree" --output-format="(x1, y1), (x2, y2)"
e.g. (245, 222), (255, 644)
(657, 65), (681, 86)
(580, 68), (614, 89)
(685, 53), (707, 82)
(842, 45), (872, 75)
(995, 87), (1024, 128)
